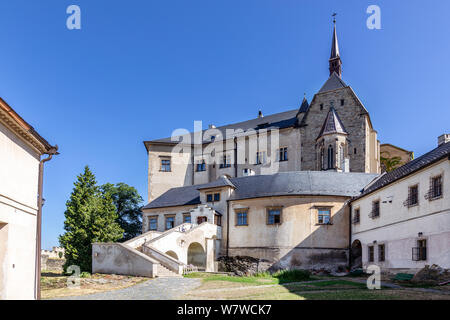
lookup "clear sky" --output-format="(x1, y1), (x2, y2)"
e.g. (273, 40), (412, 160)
(0, 1), (448, 250)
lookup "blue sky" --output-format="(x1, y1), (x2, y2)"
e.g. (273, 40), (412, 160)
(0, 1), (448, 249)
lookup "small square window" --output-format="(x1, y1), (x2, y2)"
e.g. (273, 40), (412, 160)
(267, 208), (281, 225)
(206, 194), (213, 202)
(340, 99), (345, 106)
(149, 217), (158, 231)
(165, 216), (175, 230)
(236, 211), (248, 226)
(318, 209), (331, 224)
(320, 104), (324, 110)
(278, 147), (288, 162)
(353, 209), (360, 224)
(214, 193), (220, 202)
(160, 158), (171, 172)
(183, 214), (191, 224)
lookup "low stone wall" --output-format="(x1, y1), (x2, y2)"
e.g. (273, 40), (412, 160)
(41, 256), (65, 272)
(92, 243), (159, 277)
(225, 247), (349, 273)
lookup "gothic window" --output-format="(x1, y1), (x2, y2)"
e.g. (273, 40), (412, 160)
(320, 147), (325, 170)
(339, 144), (344, 170)
(327, 145), (334, 169)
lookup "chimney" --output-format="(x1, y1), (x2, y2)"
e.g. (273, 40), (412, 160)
(208, 124), (216, 129)
(258, 110), (264, 118)
(438, 134), (450, 146)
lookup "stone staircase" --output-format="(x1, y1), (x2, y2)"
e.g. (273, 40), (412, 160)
(158, 264), (182, 278)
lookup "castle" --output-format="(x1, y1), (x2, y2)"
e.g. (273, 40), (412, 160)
(92, 22), (450, 277)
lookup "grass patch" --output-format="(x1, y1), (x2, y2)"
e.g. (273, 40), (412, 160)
(184, 270), (313, 285)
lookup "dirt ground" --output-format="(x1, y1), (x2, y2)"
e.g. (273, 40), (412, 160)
(41, 271), (150, 299)
(180, 277), (450, 300)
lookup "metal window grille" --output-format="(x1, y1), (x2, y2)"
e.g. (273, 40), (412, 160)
(404, 185), (419, 207)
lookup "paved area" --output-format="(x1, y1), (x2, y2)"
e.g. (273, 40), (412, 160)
(54, 277), (202, 300)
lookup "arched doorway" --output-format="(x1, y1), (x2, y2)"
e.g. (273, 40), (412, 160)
(165, 250), (178, 260)
(351, 240), (362, 268)
(187, 242), (206, 269)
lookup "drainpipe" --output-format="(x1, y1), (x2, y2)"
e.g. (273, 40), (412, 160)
(35, 146), (58, 300)
(233, 137), (237, 178)
(226, 200), (230, 256)
(348, 200), (352, 270)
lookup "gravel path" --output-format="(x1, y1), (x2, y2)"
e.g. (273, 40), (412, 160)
(54, 277), (202, 300)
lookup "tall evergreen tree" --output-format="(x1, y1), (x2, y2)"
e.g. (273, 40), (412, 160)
(101, 183), (143, 241)
(59, 166), (123, 272)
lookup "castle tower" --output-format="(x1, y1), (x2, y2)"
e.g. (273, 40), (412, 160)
(329, 18), (342, 77)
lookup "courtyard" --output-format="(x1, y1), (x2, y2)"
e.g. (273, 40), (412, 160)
(43, 271), (450, 300)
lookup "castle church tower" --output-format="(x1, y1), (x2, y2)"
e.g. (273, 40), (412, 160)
(329, 18), (342, 77)
(299, 18), (380, 174)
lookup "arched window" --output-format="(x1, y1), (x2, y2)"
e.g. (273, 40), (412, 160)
(320, 147), (325, 170)
(327, 145), (334, 169)
(339, 144), (345, 171)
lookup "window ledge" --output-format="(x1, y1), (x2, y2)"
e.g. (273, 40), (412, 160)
(235, 224), (248, 227)
(428, 196), (443, 201)
(316, 223), (333, 226)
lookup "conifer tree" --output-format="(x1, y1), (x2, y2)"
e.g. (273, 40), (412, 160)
(59, 166), (123, 272)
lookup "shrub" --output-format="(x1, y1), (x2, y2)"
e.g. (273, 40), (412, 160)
(273, 269), (311, 283)
(80, 272), (91, 278)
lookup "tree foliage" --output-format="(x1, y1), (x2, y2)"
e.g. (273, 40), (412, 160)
(380, 156), (403, 173)
(59, 166), (124, 272)
(100, 183), (143, 241)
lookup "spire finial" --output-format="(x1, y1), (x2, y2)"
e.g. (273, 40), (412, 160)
(332, 12), (337, 24)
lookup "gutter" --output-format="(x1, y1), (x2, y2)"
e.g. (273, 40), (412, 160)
(35, 145), (59, 300)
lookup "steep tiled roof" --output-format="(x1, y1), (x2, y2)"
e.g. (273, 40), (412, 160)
(143, 171), (379, 209)
(298, 97), (310, 113)
(355, 141), (450, 199)
(317, 107), (348, 139)
(318, 72), (347, 93)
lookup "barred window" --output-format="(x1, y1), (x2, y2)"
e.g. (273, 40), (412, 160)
(378, 244), (385, 262)
(371, 200), (380, 218)
(431, 175), (442, 199)
(353, 209), (360, 224)
(368, 246), (374, 262)
(404, 185), (419, 207)
(412, 239), (427, 261)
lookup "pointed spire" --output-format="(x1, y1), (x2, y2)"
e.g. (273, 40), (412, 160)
(317, 107), (348, 140)
(329, 14), (342, 77)
(298, 95), (309, 113)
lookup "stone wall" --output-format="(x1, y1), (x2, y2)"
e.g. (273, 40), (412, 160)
(41, 256), (65, 272)
(300, 87), (376, 173)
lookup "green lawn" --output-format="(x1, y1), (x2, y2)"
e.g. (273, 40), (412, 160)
(184, 270), (313, 285)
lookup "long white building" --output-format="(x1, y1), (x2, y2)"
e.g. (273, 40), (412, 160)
(350, 135), (450, 272)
